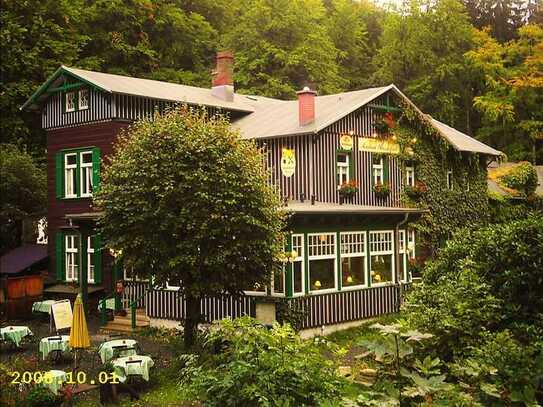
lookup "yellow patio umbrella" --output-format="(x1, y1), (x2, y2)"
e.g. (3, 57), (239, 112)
(70, 294), (90, 367)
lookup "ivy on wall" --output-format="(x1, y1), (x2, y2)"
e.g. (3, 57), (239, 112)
(392, 103), (490, 255)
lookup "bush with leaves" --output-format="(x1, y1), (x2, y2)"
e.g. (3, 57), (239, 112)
(180, 317), (344, 406)
(499, 161), (538, 196)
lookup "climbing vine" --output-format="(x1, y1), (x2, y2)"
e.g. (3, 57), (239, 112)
(391, 103), (490, 255)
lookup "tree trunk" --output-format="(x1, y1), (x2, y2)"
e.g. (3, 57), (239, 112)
(184, 293), (201, 349)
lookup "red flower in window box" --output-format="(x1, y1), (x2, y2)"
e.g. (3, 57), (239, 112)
(339, 180), (359, 198)
(404, 181), (428, 199)
(373, 182), (390, 198)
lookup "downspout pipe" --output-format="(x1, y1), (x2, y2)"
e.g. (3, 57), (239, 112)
(394, 213), (410, 311)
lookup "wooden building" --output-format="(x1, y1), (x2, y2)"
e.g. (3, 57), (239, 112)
(23, 52), (501, 331)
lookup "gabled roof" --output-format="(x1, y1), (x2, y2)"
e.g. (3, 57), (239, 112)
(22, 66), (255, 113)
(232, 86), (392, 139)
(233, 84), (502, 156)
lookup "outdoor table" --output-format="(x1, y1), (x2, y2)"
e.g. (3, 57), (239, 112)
(32, 300), (57, 314)
(98, 339), (138, 363)
(43, 370), (67, 395)
(0, 326), (33, 347)
(112, 355), (154, 383)
(39, 335), (71, 360)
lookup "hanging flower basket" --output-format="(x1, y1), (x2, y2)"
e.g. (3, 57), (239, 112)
(372, 119), (390, 136)
(404, 181), (428, 199)
(339, 180), (359, 199)
(373, 182), (390, 198)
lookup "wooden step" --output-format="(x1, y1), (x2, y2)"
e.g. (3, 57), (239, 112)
(100, 322), (143, 334)
(111, 317), (149, 327)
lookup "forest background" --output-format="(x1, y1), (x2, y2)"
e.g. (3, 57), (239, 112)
(2, 0), (542, 163)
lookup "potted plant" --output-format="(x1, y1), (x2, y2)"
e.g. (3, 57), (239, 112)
(373, 182), (390, 198)
(372, 119), (390, 136)
(338, 180), (359, 201)
(404, 180), (427, 199)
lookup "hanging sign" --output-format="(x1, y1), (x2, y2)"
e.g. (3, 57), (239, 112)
(280, 148), (296, 177)
(358, 137), (400, 154)
(339, 135), (353, 150)
(51, 300), (73, 330)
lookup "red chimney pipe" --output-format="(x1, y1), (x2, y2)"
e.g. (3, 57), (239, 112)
(297, 87), (316, 126)
(212, 51), (234, 87)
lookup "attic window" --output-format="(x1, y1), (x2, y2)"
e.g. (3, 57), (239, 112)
(79, 88), (89, 110)
(65, 91), (76, 112)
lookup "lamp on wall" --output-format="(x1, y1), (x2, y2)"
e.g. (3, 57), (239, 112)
(314, 280), (322, 289)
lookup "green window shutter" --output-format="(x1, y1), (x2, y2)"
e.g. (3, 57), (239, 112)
(55, 152), (64, 198)
(92, 147), (101, 193)
(55, 232), (65, 281)
(383, 157), (390, 183)
(93, 234), (102, 284)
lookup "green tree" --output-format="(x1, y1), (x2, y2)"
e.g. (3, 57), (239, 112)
(0, 0), (88, 154)
(223, 0), (345, 98)
(0, 144), (47, 253)
(372, 0), (478, 133)
(94, 108), (286, 347)
(466, 24), (543, 161)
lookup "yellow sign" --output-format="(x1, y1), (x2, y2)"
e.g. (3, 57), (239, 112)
(358, 137), (400, 154)
(339, 135), (353, 150)
(280, 148), (296, 177)
(51, 300), (73, 330)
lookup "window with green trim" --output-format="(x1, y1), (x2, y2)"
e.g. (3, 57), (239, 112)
(337, 152), (350, 186)
(372, 157), (384, 184)
(340, 231), (367, 288)
(56, 148), (101, 199)
(64, 88), (89, 113)
(56, 231), (102, 284)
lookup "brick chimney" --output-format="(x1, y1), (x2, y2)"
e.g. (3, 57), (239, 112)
(211, 51), (234, 102)
(297, 87), (316, 126)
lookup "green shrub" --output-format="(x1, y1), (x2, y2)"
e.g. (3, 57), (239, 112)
(26, 386), (61, 407)
(181, 317), (344, 406)
(499, 161), (538, 196)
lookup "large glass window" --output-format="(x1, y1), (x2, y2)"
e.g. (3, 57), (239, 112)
(292, 234), (304, 295)
(308, 233), (336, 292)
(372, 157), (383, 184)
(337, 153), (350, 186)
(80, 151), (93, 197)
(340, 232), (366, 288)
(87, 236), (95, 283)
(65, 234), (79, 281)
(369, 231), (394, 284)
(64, 153), (77, 198)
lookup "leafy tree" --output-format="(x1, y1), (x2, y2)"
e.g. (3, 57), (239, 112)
(223, 0), (345, 98)
(0, 144), (46, 253)
(372, 0), (478, 133)
(466, 24), (543, 161)
(0, 0), (88, 153)
(94, 108), (285, 347)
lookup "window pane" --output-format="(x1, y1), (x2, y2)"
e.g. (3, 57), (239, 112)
(66, 154), (76, 166)
(274, 270), (284, 294)
(81, 152), (92, 164)
(293, 261), (303, 294)
(371, 254), (393, 283)
(309, 258), (335, 290)
(342, 256), (365, 287)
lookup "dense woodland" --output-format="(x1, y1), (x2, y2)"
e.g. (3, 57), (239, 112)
(2, 0), (542, 163)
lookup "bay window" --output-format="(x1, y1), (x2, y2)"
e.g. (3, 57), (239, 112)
(369, 231), (394, 284)
(308, 233), (336, 292)
(340, 232), (367, 288)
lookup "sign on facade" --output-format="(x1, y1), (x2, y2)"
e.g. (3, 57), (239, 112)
(339, 135), (353, 150)
(358, 137), (400, 154)
(280, 148), (296, 177)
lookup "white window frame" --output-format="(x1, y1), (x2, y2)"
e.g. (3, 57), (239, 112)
(337, 153), (350, 186)
(87, 236), (95, 283)
(307, 233), (337, 294)
(64, 153), (77, 198)
(80, 151), (93, 197)
(399, 230), (408, 283)
(407, 229), (416, 259)
(406, 165), (415, 187)
(447, 169), (453, 190)
(340, 231), (367, 290)
(65, 234), (79, 282)
(65, 91), (76, 112)
(78, 88), (89, 110)
(373, 157), (384, 184)
(369, 230), (395, 286)
(270, 266), (286, 297)
(291, 234), (305, 297)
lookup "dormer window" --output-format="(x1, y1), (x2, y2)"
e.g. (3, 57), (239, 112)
(79, 88), (89, 110)
(65, 91), (76, 112)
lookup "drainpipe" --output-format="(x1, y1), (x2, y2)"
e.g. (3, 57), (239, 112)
(394, 213), (409, 311)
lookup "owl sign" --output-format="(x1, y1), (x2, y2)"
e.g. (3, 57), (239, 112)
(281, 148), (296, 177)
